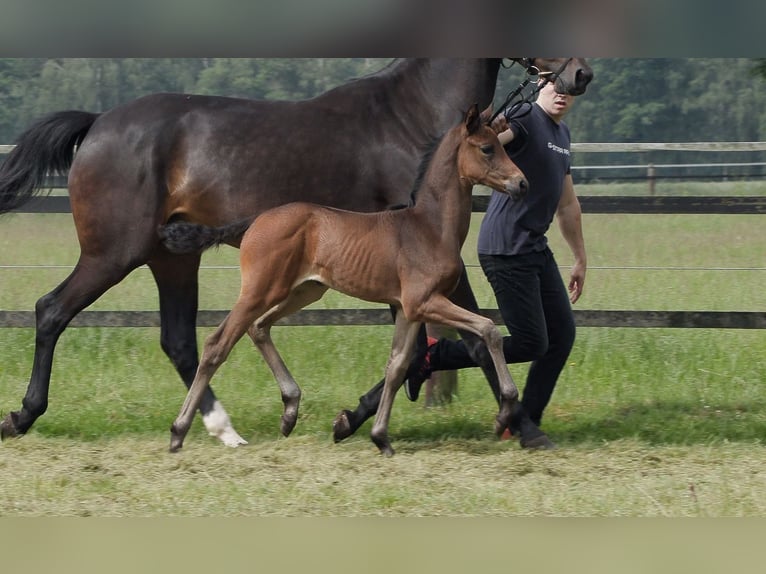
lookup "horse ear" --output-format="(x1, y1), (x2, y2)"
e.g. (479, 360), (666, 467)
(465, 103), (481, 134)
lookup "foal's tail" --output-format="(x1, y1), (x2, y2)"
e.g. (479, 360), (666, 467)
(158, 219), (255, 254)
(0, 110), (100, 215)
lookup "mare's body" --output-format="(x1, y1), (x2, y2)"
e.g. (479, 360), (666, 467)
(0, 58), (592, 445)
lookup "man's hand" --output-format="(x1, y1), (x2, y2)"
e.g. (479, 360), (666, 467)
(490, 114), (509, 134)
(568, 260), (586, 304)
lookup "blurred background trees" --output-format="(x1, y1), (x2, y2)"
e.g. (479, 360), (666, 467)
(1, 58), (765, 149)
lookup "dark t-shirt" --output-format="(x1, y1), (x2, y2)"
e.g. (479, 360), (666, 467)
(477, 102), (571, 256)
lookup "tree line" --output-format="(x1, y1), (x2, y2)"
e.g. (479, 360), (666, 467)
(2, 58), (765, 169)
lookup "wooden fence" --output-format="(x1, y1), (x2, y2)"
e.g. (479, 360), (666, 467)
(2, 139), (764, 329)
(3, 194), (765, 330)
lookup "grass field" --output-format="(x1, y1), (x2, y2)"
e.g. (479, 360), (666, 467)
(0, 182), (764, 516)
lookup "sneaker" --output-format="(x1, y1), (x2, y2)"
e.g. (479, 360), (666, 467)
(403, 337), (438, 401)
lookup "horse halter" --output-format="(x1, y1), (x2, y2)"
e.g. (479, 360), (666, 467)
(490, 58), (573, 124)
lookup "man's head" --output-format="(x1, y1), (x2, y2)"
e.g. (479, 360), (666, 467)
(535, 78), (576, 123)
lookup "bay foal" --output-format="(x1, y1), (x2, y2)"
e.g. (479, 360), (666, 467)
(160, 105), (527, 455)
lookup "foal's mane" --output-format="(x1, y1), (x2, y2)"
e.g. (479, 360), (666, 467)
(406, 120), (466, 206)
(405, 136), (440, 206)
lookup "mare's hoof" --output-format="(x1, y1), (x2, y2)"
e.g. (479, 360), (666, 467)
(0, 413), (20, 441)
(215, 429), (248, 448)
(520, 433), (557, 450)
(332, 410), (354, 443)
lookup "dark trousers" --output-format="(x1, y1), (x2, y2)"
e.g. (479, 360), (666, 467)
(429, 247), (576, 425)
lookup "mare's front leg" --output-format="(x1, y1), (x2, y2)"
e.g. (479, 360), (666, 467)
(149, 252), (247, 447)
(447, 267), (502, 400)
(370, 312), (422, 456)
(448, 267), (551, 444)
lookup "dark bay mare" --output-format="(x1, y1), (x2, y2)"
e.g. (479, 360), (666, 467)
(0, 58), (592, 446)
(160, 105), (527, 455)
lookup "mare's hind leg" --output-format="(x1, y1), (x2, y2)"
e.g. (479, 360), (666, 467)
(246, 282), (329, 437)
(370, 311), (422, 456)
(170, 299), (262, 452)
(148, 252), (246, 447)
(1, 255), (137, 439)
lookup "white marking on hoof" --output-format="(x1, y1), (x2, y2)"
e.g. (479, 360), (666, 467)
(217, 428), (249, 448)
(202, 401), (248, 447)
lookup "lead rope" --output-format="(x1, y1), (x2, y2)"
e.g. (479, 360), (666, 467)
(489, 58), (572, 124)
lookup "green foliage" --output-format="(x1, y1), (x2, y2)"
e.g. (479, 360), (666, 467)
(0, 57), (390, 141)
(1, 57), (766, 149)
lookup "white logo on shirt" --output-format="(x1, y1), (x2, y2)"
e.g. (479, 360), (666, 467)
(547, 142), (570, 156)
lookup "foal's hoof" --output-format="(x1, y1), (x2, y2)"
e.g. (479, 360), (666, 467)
(377, 443), (395, 457)
(371, 434), (395, 457)
(280, 415), (297, 438)
(332, 410), (353, 443)
(169, 425), (185, 453)
(0, 412), (21, 441)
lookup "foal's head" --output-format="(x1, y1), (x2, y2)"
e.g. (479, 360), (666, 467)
(459, 104), (528, 201)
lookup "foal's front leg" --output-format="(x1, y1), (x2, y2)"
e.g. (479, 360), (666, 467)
(370, 312), (422, 456)
(419, 294), (519, 436)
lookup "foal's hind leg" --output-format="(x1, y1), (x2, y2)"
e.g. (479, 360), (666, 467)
(248, 323), (301, 438)
(148, 252), (246, 447)
(246, 282), (329, 437)
(1, 255), (138, 439)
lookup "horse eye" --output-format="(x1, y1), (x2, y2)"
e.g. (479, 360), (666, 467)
(480, 145), (495, 155)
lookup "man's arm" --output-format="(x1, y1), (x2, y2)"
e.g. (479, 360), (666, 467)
(556, 173), (587, 303)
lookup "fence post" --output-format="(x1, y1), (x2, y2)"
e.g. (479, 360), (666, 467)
(647, 163), (656, 196)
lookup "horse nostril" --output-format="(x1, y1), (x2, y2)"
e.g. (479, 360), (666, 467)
(577, 68), (593, 85)
(509, 177), (528, 200)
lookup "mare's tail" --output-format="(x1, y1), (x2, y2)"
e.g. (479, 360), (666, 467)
(0, 110), (100, 215)
(158, 219), (254, 254)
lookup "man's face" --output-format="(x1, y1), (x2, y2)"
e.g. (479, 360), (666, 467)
(536, 79), (575, 121)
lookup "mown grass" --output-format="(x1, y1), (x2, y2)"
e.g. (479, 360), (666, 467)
(0, 183), (764, 516)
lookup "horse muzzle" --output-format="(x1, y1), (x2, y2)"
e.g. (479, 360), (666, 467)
(505, 177), (528, 201)
(557, 65), (594, 96)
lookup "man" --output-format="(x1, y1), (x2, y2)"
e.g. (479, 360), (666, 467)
(333, 76), (587, 449)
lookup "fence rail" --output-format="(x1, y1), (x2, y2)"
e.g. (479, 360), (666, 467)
(3, 147), (765, 329)
(0, 309), (764, 329)
(3, 194), (764, 330)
